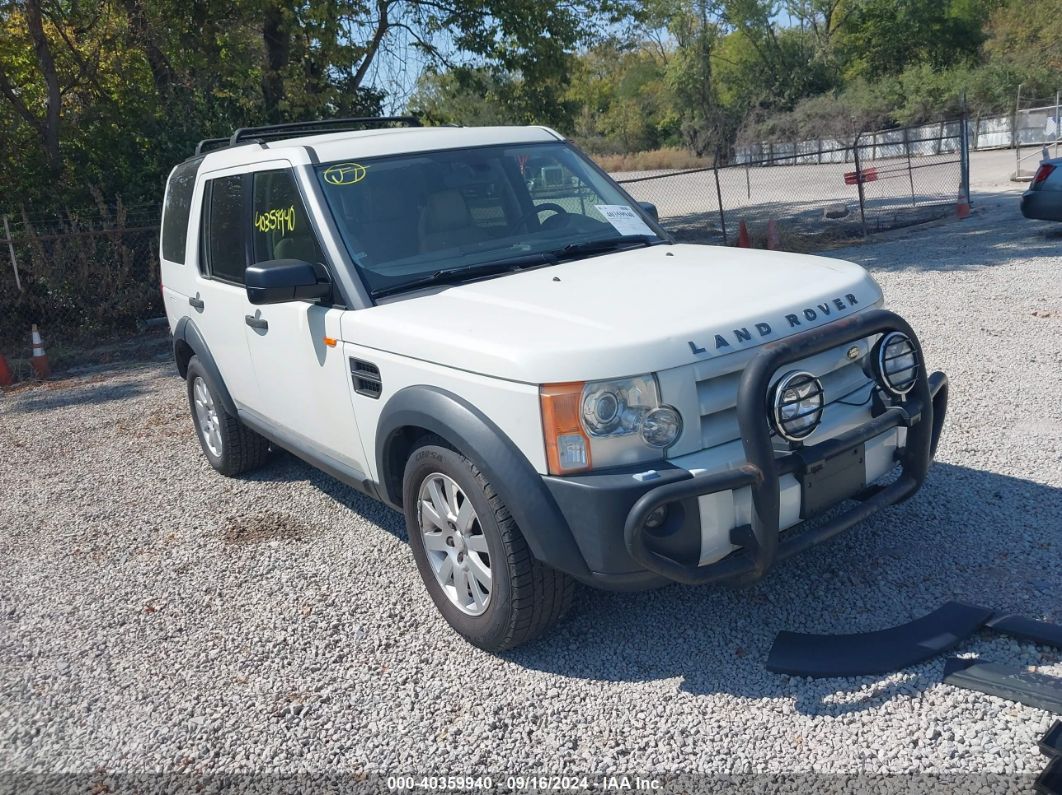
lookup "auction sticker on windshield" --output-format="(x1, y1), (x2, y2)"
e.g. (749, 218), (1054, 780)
(595, 204), (654, 236)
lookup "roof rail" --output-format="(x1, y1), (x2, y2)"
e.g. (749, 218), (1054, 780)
(229, 115), (420, 146)
(194, 137), (231, 156)
(192, 116), (422, 159)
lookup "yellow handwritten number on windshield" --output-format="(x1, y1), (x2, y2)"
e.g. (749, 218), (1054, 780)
(323, 163), (368, 186)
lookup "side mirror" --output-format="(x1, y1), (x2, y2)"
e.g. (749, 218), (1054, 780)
(245, 259), (331, 305)
(638, 202), (659, 223)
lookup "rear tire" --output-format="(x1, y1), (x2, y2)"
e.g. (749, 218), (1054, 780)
(186, 356), (270, 476)
(403, 438), (574, 651)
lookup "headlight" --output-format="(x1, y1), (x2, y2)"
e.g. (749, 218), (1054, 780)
(771, 370), (824, 442)
(642, 406), (683, 448)
(873, 331), (919, 395)
(540, 375), (682, 474)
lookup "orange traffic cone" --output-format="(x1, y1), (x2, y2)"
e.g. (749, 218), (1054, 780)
(30, 324), (50, 379)
(737, 220), (750, 248)
(766, 218), (781, 250)
(956, 184), (970, 219)
(0, 354), (12, 387)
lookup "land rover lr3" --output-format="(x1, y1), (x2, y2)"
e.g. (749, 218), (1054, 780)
(160, 118), (949, 651)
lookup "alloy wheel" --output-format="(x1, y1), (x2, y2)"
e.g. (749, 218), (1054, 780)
(417, 472), (492, 616)
(192, 376), (223, 458)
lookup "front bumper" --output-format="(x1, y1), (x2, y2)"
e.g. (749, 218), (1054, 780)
(543, 309), (948, 590)
(622, 309), (947, 586)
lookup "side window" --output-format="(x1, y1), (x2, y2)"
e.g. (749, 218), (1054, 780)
(252, 170), (325, 265)
(161, 158), (202, 263)
(204, 175), (247, 284)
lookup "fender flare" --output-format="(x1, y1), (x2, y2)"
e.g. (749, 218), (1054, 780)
(766, 601), (993, 678)
(172, 316), (238, 417)
(376, 385), (590, 578)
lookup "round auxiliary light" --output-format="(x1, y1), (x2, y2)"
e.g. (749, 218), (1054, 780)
(641, 406), (683, 448)
(875, 332), (919, 396)
(771, 371), (825, 442)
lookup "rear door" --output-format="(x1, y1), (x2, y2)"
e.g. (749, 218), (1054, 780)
(242, 166), (370, 475)
(159, 157), (203, 326)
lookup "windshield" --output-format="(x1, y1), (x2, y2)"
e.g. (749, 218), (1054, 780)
(314, 141), (665, 297)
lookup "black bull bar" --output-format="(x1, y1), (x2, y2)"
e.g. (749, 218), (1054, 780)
(623, 309), (949, 586)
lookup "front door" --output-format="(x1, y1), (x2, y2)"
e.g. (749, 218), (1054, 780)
(192, 173), (260, 409)
(242, 167), (370, 477)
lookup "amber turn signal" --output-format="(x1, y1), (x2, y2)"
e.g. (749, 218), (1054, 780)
(539, 382), (591, 475)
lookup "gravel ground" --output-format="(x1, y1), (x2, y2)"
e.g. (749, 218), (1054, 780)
(1, 187), (1060, 792)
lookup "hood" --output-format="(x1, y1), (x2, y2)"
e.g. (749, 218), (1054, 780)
(342, 243), (883, 383)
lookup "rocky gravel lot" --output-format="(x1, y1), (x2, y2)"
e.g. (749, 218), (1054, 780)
(1, 188), (1060, 792)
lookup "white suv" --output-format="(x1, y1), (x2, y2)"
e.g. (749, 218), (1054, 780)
(160, 118), (949, 651)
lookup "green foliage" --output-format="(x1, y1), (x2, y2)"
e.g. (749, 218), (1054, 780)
(835, 0), (993, 82)
(564, 42), (676, 153)
(418, 0), (1056, 159)
(0, 0), (634, 215)
(986, 0), (1061, 73)
(412, 69), (528, 127)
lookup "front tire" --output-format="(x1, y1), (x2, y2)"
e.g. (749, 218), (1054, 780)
(186, 356), (270, 476)
(403, 439), (574, 651)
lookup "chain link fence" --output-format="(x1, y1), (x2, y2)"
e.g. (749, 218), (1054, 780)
(1009, 96), (1061, 180)
(616, 116), (970, 249)
(0, 200), (163, 378)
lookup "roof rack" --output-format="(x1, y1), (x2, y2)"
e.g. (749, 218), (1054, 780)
(194, 137), (231, 156)
(193, 116), (422, 158)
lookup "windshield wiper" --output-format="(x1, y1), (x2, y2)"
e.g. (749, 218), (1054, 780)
(370, 252), (557, 298)
(556, 235), (659, 259)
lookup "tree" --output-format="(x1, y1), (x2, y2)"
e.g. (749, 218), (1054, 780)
(411, 68), (523, 126)
(0, 0), (96, 177)
(984, 0), (1062, 80)
(836, 0), (992, 81)
(0, 0), (637, 213)
(658, 0), (731, 158)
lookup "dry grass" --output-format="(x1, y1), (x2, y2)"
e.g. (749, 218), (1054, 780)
(591, 147), (714, 173)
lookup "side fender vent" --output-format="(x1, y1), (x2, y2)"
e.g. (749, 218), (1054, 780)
(350, 358), (382, 398)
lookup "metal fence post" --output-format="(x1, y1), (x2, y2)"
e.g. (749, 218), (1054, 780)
(713, 158), (728, 245)
(903, 127), (916, 207)
(1014, 83), (1022, 176)
(3, 214), (21, 292)
(1055, 89), (1060, 158)
(961, 92), (972, 208)
(852, 133), (867, 237)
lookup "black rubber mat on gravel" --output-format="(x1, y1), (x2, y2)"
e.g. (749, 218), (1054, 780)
(1042, 721), (1062, 759)
(766, 601), (994, 678)
(942, 658), (1062, 714)
(1039, 758), (1062, 795)
(986, 615), (1062, 649)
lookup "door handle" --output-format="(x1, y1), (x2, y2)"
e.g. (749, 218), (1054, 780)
(188, 296), (205, 310)
(245, 314), (268, 331)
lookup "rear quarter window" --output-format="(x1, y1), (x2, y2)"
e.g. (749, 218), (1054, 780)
(161, 158), (203, 263)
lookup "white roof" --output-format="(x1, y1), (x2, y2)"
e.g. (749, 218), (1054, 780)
(199, 125), (564, 170)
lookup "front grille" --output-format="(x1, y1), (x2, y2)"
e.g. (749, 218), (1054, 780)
(692, 338), (876, 450)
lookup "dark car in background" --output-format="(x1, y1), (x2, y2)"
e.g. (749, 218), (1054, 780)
(1021, 158), (1062, 221)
